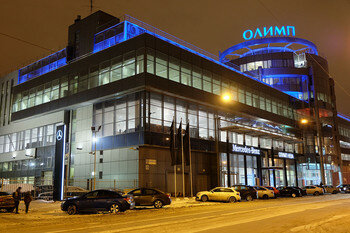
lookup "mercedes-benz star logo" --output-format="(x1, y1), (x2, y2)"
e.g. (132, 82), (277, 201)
(56, 130), (63, 141)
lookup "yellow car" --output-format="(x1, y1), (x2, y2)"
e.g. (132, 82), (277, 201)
(304, 185), (324, 196)
(0, 191), (15, 212)
(253, 186), (275, 199)
(196, 187), (241, 203)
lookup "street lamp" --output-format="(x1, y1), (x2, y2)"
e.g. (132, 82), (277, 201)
(300, 118), (309, 124)
(219, 93), (234, 187)
(91, 126), (101, 190)
(299, 118), (326, 185)
(222, 93), (231, 102)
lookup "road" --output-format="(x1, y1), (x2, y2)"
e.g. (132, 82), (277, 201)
(1, 194), (350, 233)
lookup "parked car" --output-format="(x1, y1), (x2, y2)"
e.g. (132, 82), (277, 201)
(38, 186), (88, 201)
(277, 186), (302, 198)
(289, 186), (307, 196)
(1, 183), (34, 194)
(196, 187), (241, 203)
(38, 191), (53, 201)
(0, 192), (15, 212)
(337, 184), (350, 193)
(127, 188), (171, 208)
(231, 185), (257, 201)
(319, 185), (339, 194)
(264, 186), (280, 196)
(66, 186), (89, 198)
(253, 186), (275, 199)
(303, 185), (324, 196)
(61, 189), (134, 215)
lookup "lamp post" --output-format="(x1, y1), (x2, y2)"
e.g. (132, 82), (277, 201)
(91, 126), (101, 190)
(300, 118), (326, 185)
(218, 93), (234, 187)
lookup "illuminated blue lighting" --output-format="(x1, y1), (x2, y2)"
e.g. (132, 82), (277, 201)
(241, 47), (294, 57)
(220, 37), (318, 62)
(92, 19), (308, 102)
(283, 91), (303, 100)
(60, 125), (66, 200)
(338, 114), (350, 122)
(18, 48), (67, 84)
(243, 26), (296, 40)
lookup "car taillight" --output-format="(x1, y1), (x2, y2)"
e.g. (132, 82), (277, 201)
(124, 197), (131, 203)
(166, 193), (171, 198)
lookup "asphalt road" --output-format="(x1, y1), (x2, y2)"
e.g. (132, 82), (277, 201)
(1, 194), (350, 233)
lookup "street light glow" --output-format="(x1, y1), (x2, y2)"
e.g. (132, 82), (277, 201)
(222, 94), (231, 102)
(301, 119), (309, 124)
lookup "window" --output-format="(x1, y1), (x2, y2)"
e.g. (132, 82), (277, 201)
(181, 61), (191, 86)
(123, 51), (136, 78)
(130, 189), (142, 196)
(85, 191), (98, 199)
(192, 66), (202, 90)
(155, 52), (167, 79)
(169, 57), (180, 82)
(111, 56), (122, 82)
(144, 189), (157, 195)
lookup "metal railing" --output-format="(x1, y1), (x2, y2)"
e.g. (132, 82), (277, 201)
(121, 15), (260, 81)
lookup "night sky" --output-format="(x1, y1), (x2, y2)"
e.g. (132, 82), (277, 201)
(1, 0), (349, 114)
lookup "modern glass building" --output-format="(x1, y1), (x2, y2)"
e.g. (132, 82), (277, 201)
(1, 11), (350, 198)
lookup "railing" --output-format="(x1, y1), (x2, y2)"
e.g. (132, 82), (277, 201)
(121, 15), (261, 82)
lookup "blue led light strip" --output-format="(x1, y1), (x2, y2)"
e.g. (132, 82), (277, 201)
(18, 48), (67, 84)
(338, 113), (350, 122)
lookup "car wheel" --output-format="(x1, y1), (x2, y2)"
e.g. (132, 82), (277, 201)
(314, 191), (319, 196)
(291, 193), (296, 198)
(228, 196), (236, 203)
(67, 205), (77, 215)
(263, 194), (269, 199)
(246, 195), (253, 201)
(109, 204), (121, 214)
(201, 195), (208, 202)
(153, 200), (163, 209)
(332, 190), (337, 194)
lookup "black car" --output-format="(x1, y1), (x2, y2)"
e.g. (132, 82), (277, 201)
(277, 186), (302, 198)
(127, 188), (171, 208)
(231, 185), (257, 201)
(61, 189), (135, 215)
(337, 184), (350, 193)
(289, 186), (307, 196)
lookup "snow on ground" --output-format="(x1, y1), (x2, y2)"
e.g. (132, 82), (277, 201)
(0, 194), (350, 233)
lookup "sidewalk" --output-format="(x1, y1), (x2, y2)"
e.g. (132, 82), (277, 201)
(168, 197), (219, 208)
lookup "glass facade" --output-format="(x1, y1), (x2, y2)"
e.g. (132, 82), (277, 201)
(13, 49), (144, 112)
(18, 49), (67, 84)
(93, 93), (143, 136)
(146, 48), (306, 122)
(0, 123), (58, 154)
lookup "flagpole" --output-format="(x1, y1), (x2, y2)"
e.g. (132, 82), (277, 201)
(181, 119), (185, 197)
(174, 164), (177, 198)
(173, 118), (177, 199)
(188, 122), (193, 197)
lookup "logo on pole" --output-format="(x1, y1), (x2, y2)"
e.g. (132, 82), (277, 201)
(56, 130), (63, 141)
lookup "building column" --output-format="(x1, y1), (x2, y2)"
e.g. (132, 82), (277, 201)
(283, 158), (288, 186)
(226, 131), (231, 187)
(271, 148), (276, 187)
(294, 158), (298, 187)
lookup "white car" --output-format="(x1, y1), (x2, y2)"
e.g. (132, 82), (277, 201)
(38, 191), (53, 201)
(304, 185), (324, 196)
(253, 186), (275, 199)
(196, 187), (241, 203)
